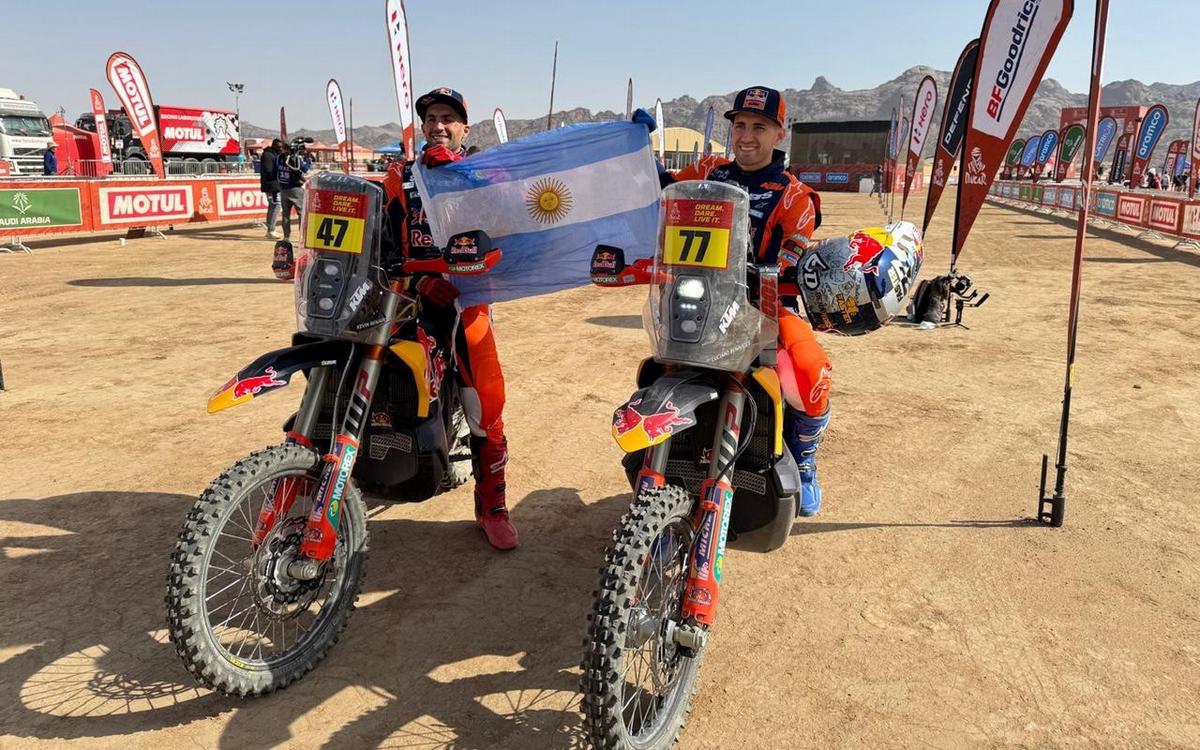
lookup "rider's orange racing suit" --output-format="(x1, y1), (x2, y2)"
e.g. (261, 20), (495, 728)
(383, 155), (517, 549)
(665, 150), (830, 513)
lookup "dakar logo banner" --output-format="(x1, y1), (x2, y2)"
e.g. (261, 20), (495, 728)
(1128, 104), (1169, 189)
(924, 39), (979, 232)
(954, 0), (1073, 261)
(902, 75), (938, 217)
(1191, 98), (1200, 198)
(493, 108), (508, 144)
(655, 98), (665, 162)
(385, 0), (415, 160)
(326, 79), (347, 150)
(1055, 123), (1086, 181)
(105, 51), (165, 178)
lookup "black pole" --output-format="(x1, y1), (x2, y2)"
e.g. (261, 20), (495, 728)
(1038, 0), (1110, 527)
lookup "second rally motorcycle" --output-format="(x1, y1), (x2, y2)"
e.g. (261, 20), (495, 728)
(166, 172), (501, 696)
(581, 179), (924, 748)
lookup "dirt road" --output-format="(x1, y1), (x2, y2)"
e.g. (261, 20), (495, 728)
(1, 193), (1197, 748)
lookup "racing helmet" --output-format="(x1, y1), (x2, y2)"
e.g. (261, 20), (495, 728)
(795, 221), (923, 335)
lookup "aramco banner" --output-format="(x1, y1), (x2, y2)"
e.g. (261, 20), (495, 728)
(1128, 103), (1169, 189)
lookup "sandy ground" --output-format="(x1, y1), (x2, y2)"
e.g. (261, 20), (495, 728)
(1, 191), (1198, 750)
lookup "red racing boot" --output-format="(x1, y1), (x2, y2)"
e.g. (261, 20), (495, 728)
(472, 436), (519, 550)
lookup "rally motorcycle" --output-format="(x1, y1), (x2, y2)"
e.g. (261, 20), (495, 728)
(580, 180), (923, 748)
(166, 172), (501, 696)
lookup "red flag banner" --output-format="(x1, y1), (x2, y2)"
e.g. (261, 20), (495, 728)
(954, 0), (1074, 261)
(1191, 99), (1200, 198)
(385, 0), (416, 160)
(925, 39), (979, 232)
(280, 107), (288, 141)
(1128, 103), (1169, 190)
(902, 75), (939, 218)
(88, 88), (112, 165)
(105, 51), (166, 179)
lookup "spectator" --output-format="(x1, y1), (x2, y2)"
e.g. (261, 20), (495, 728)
(869, 164), (883, 196)
(278, 143), (311, 241)
(260, 139), (283, 239)
(42, 142), (57, 175)
(1146, 168), (1161, 190)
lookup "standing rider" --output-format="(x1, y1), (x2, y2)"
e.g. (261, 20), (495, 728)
(659, 86), (831, 516)
(382, 87), (519, 550)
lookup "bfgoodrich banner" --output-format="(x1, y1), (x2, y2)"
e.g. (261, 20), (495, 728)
(955, 0), (1074, 260)
(0, 188), (83, 230)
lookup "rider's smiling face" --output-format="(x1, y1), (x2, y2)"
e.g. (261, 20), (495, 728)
(731, 112), (784, 171)
(421, 103), (470, 152)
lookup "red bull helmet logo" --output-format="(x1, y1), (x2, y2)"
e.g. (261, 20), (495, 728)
(843, 232), (885, 275)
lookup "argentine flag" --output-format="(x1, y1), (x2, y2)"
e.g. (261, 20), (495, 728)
(413, 121), (660, 307)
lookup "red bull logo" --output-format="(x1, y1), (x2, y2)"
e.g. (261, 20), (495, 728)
(233, 367), (287, 399)
(592, 251), (618, 271)
(743, 88), (768, 111)
(641, 401), (692, 440)
(416, 326), (445, 400)
(449, 235), (478, 257)
(843, 232), (884, 275)
(612, 398), (643, 435)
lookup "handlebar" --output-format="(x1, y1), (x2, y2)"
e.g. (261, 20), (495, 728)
(402, 249), (503, 276)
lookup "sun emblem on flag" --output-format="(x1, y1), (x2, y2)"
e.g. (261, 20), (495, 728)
(525, 178), (573, 224)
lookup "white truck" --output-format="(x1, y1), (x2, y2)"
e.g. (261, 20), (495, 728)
(0, 87), (54, 175)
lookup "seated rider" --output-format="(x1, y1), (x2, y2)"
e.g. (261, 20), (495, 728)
(382, 87), (519, 550)
(657, 86), (830, 516)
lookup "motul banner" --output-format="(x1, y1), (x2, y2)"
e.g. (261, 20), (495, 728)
(625, 78), (633, 120)
(1021, 136), (1041, 168)
(105, 51), (165, 179)
(1054, 123), (1085, 181)
(97, 184), (193, 224)
(88, 89), (112, 165)
(954, 0), (1073, 261)
(493, 108), (508, 144)
(703, 106), (714, 156)
(1035, 128), (1058, 179)
(902, 75), (938, 217)
(215, 182), (270, 217)
(655, 98), (665, 162)
(1128, 103), (1168, 190)
(924, 39), (979, 231)
(280, 106), (287, 140)
(1093, 115), (1118, 164)
(326, 79), (347, 151)
(385, 0), (416, 160)
(1191, 98), (1200, 198)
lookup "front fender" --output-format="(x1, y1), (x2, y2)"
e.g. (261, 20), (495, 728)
(208, 339), (352, 414)
(611, 372), (719, 453)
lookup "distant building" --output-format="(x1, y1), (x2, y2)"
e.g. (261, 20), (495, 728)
(788, 119), (916, 193)
(650, 127), (725, 170)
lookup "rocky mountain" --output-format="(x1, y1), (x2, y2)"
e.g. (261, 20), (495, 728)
(240, 68), (1200, 155)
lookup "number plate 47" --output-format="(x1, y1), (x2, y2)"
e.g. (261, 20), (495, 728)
(306, 213), (366, 254)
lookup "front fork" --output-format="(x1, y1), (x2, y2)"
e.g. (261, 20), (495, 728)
(634, 380), (744, 629)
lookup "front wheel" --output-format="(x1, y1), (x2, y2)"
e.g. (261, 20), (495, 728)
(166, 443), (368, 696)
(582, 485), (704, 749)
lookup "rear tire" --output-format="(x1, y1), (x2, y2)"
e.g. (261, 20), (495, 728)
(582, 485), (703, 749)
(166, 443), (368, 696)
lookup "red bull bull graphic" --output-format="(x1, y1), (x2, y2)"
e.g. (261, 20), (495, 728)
(416, 326), (445, 401)
(612, 398), (696, 451)
(233, 367), (288, 399)
(843, 231), (885, 275)
(642, 401), (691, 440)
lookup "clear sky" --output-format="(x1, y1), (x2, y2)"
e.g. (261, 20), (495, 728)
(4, 0), (1195, 130)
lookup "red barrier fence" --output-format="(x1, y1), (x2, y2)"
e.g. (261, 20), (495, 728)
(0, 176), (272, 246)
(988, 180), (1200, 243)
